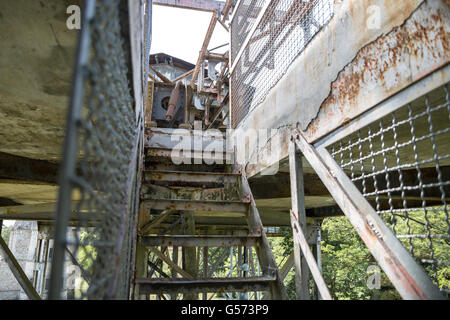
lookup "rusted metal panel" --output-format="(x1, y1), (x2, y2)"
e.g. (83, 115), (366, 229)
(305, 0), (450, 143)
(166, 81), (181, 120)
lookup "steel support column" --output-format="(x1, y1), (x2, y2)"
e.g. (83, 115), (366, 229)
(0, 235), (41, 300)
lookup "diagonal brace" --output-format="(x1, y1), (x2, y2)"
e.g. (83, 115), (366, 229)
(292, 129), (444, 300)
(0, 235), (41, 300)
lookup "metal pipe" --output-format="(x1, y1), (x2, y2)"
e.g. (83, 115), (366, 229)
(166, 81), (181, 121)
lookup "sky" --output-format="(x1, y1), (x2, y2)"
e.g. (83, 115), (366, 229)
(150, 5), (230, 64)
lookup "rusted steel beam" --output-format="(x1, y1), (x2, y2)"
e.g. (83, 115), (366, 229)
(153, 0), (225, 13)
(205, 52), (228, 62)
(190, 10), (218, 88)
(218, 18), (229, 32)
(142, 198), (249, 213)
(166, 81), (181, 120)
(147, 72), (158, 82)
(137, 276), (274, 294)
(0, 235), (41, 300)
(293, 130), (444, 300)
(141, 235), (260, 247)
(221, 0), (234, 22)
(0, 152), (58, 185)
(149, 65), (172, 84)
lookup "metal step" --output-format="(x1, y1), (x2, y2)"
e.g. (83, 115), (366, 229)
(146, 148), (233, 164)
(141, 235), (260, 247)
(136, 276), (275, 294)
(142, 199), (249, 213)
(144, 170), (240, 185)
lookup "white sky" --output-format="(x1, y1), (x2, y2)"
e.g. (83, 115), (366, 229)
(150, 5), (229, 64)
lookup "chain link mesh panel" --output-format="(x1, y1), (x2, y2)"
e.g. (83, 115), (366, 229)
(231, 0), (265, 63)
(328, 84), (450, 294)
(49, 0), (139, 300)
(230, 0), (333, 128)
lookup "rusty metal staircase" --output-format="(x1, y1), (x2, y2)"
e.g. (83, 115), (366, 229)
(134, 153), (287, 299)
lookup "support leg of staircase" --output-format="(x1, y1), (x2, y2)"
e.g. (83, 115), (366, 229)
(239, 175), (288, 300)
(184, 211), (198, 300)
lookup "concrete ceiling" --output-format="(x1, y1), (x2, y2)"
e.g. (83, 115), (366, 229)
(0, 0), (81, 207)
(0, 0), (81, 161)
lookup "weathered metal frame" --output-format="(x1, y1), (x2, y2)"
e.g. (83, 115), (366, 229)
(292, 129), (445, 300)
(314, 64), (450, 149)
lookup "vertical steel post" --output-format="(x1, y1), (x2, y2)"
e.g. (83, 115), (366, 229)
(289, 139), (310, 300)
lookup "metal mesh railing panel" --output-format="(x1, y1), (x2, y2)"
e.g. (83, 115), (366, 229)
(50, 0), (139, 300)
(230, 0), (265, 63)
(328, 84), (450, 293)
(230, 0), (333, 128)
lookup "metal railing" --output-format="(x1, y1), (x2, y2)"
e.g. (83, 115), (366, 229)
(49, 0), (142, 299)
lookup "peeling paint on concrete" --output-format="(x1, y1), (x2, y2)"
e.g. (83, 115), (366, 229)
(237, 0), (449, 177)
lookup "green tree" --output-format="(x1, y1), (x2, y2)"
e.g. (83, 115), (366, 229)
(1, 225), (11, 245)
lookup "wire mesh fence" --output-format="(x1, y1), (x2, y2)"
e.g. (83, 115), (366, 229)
(49, 0), (140, 300)
(231, 0), (265, 63)
(328, 84), (450, 294)
(230, 0), (334, 128)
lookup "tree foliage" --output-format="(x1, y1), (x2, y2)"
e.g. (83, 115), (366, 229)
(275, 210), (449, 300)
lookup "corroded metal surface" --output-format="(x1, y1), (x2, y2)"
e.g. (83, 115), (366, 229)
(305, 0), (450, 143)
(237, 0), (449, 178)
